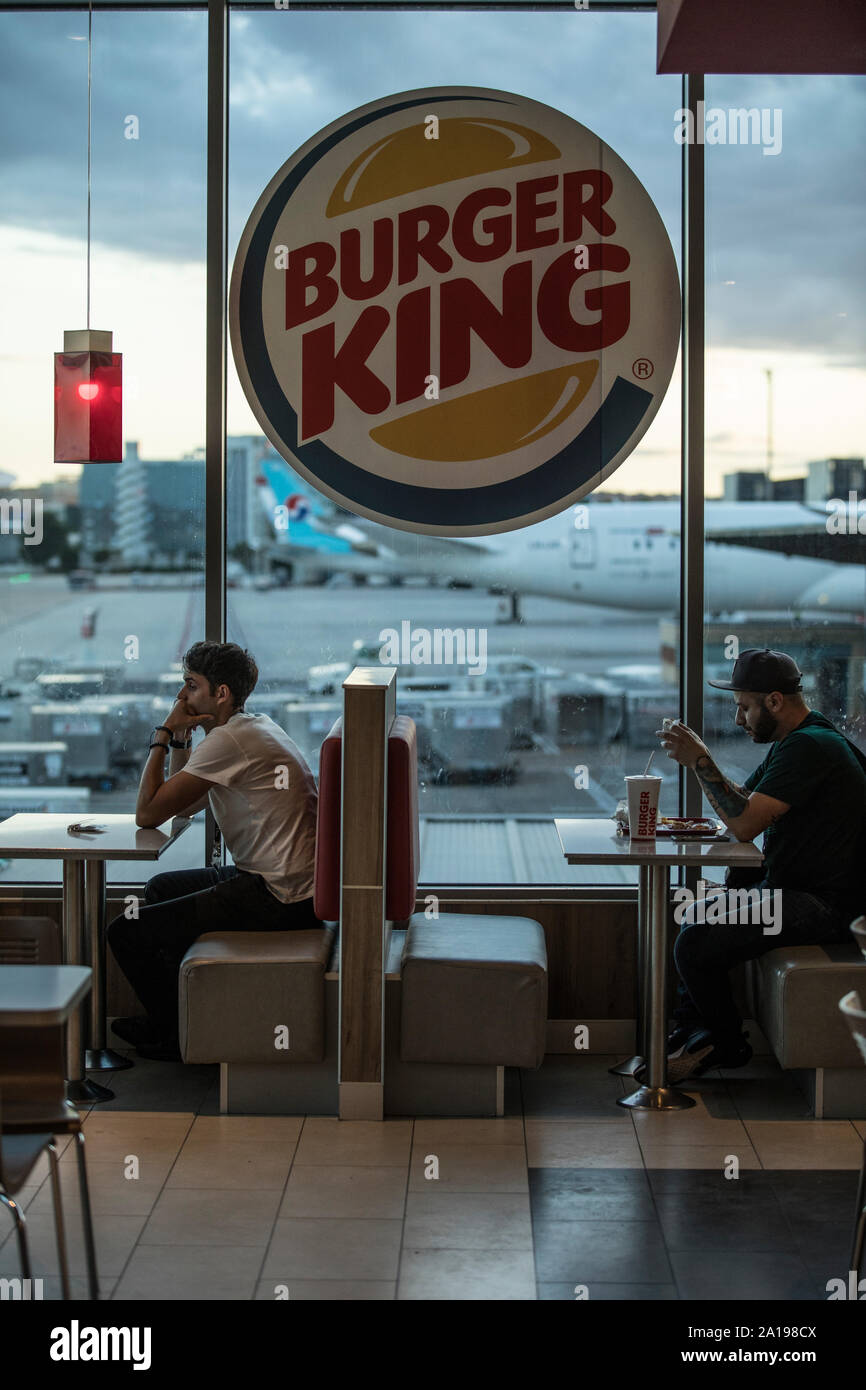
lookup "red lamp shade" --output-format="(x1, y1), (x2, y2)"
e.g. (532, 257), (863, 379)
(54, 329), (122, 463)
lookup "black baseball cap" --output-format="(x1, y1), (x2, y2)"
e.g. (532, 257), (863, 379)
(707, 648), (803, 694)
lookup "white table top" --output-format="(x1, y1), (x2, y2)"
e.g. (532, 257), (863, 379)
(0, 813), (191, 860)
(555, 817), (764, 867)
(0, 966), (91, 1025)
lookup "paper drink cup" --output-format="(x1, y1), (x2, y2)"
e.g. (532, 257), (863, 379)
(625, 774), (662, 840)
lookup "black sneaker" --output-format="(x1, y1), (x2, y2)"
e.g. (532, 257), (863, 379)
(633, 1025), (707, 1083)
(111, 1015), (160, 1046)
(668, 1030), (753, 1084)
(666, 1029), (717, 1083)
(667, 1022), (703, 1052)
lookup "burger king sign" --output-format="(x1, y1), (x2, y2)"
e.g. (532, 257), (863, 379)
(230, 86), (680, 536)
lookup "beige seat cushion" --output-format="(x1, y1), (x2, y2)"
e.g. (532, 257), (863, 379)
(400, 913), (548, 1069)
(754, 942), (866, 1069)
(179, 928), (335, 1064)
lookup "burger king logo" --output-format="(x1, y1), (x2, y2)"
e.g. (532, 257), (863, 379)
(230, 86), (680, 536)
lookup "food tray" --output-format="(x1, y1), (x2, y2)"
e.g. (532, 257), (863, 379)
(655, 817), (727, 839)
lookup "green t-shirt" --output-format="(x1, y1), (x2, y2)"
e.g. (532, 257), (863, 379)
(743, 710), (866, 914)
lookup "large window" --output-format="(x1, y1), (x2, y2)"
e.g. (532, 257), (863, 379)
(703, 73), (866, 800)
(0, 9), (207, 883)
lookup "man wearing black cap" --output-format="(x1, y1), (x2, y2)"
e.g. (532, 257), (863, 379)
(654, 648), (866, 1083)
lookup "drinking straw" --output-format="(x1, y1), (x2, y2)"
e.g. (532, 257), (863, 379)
(643, 749), (655, 775)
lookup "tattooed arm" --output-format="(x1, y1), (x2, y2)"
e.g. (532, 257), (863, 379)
(692, 753), (751, 820)
(658, 724), (790, 842)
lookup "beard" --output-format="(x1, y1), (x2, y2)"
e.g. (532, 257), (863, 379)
(749, 704), (779, 743)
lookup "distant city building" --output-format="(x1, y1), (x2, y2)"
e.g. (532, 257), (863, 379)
(805, 457), (865, 505)
(77, 437), (274, 568)
(770, 477), (805, 502)
(80, 441), (204, 566)
(722, 471), (772, 502)
(227, 435), (271, 554)
(36, 477), (79, 508)
(718, 461), (864, 507)
(78, 460), (115, 556)
(114, 444), (155, 567)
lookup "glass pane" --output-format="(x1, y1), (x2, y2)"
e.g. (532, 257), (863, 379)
(703, 73), (866, 881)
(226, 7), (681, 885)
(0, 10), (208, 885)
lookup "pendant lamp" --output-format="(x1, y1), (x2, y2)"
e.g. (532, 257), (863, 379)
(54, 1), (122, 463)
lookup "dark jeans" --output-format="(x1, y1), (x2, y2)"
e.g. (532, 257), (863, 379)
(107, 866), (321, 1043)
(672, 875), (852, 1048)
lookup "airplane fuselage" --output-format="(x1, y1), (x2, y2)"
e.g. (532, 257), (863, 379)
(448, 501), (864, 614)
(258, 454), (864, 616)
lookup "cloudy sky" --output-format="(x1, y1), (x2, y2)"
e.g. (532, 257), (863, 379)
(0, 6), (863, 494)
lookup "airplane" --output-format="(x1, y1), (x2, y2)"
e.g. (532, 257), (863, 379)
(254, 457), (399, 582)
(255, 453), (866, 620)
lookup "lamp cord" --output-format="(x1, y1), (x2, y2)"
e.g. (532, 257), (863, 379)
(86, 0), (92, 329)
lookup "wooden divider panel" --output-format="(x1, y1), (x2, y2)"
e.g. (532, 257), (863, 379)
(339, 667), (395, 1119)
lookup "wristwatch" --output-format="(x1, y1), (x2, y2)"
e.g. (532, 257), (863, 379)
(169, 736), (192, 749)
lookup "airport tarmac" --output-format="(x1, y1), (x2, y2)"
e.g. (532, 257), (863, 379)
(0, 575), (765, 884)
(0, 574), (662, 682)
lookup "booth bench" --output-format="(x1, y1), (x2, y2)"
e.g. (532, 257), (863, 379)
(178, 669), (548, 1117)
(750, 937), (866, 1118)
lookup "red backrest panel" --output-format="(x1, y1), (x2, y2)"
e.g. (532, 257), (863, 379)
(387, 717), (420, 920)
(313, 714), (419, 922)
(313, 718), (343, 921)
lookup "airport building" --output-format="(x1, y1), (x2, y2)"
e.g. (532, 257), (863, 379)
(805, 457), (866, 507)
(0, 0), (864, 1335)
(79, 443), (205, 565)
(75, 437), (275, 566)
(724, 459), (865, 506)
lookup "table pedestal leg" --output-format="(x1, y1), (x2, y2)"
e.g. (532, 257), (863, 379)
(610, 864), (650, 1076)
(84, 860), (132, 1073)
(617, 863), (695, 1111)
(63, 858), (114, 1105)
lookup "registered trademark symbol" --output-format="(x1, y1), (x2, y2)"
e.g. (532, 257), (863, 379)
(632, 358), (654, 379)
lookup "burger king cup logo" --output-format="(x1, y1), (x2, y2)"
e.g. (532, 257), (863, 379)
(230, 87), (681, 536)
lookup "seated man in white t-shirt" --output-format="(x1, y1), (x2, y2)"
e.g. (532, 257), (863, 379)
(107, 640), (321, 1061)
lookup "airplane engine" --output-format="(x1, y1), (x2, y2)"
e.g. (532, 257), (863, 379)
(795, 567), (865, 614)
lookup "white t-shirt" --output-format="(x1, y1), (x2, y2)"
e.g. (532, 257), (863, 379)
(184, 711), (318, 904)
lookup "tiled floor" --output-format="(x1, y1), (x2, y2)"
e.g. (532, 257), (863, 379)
(1, 1051), (863, 1300)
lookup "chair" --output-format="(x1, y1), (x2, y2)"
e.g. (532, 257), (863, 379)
(0, 954), (99, 1298)
(838, 987), (866, 1277)
(0, 1092), (72, 1299)
(0, 1101), (98, 1299)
